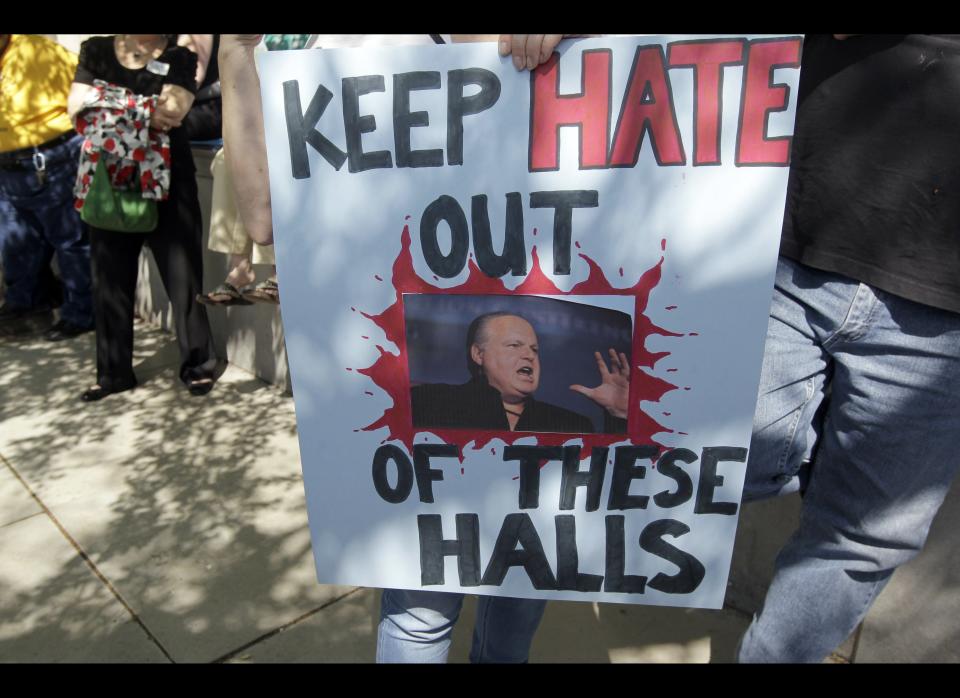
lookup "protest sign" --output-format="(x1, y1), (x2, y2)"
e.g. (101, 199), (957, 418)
(257, 35), (801, 608)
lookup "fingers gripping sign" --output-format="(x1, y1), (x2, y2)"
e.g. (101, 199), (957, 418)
(570, 348), (630, 419)
(499, 34), (565, 70)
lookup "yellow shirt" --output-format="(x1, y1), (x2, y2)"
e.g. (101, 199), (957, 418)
(0, 34), (78, 152)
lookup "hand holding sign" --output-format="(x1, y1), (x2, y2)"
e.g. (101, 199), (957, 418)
(498, 34), (565, 71)
(570, 348), (630, 419)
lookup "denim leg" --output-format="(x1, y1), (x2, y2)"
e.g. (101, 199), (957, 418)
(743, 258), (837, 501)
(739, 258), (960, 662)
(377, 589), (547, 663)
(0, 137), (91, 324)
(0, 187), (50, 310)
(470, 596), (547, 663)
(376, 588), (464, 663)
(46, 137), (92, 326)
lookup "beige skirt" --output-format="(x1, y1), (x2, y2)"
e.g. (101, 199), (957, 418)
(207, 147), (275, 265)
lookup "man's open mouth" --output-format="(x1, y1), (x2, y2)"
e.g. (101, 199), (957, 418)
(517, 366), (534, 377)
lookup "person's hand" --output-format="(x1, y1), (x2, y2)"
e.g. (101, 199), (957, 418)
(151, 95), (181, 132)
(570, 348), (630, 419)
(220, 34), (264, 58)
(151, 84), (195, 132)
(498, 34), (565, 70)
(231, 34), (265, 48)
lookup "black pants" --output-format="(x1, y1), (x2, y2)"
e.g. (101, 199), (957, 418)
(89, 170), (216, 390)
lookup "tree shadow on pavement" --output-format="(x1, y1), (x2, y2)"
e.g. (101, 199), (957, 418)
(0, 324), (354, 662)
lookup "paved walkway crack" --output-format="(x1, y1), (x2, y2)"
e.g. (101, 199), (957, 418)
(211, 586), (365, 663)
(0, 452), (176, 663)
(0, 511), (46, 529)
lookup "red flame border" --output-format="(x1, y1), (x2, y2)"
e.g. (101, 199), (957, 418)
(352, 222), (686, 462)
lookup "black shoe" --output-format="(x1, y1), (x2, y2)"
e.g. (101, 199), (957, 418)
(0, 302), (51, 322)
(187, 378), (215, 396)
(0, 304), (25, 322)
(81, 386), (110, 402)
(81, 383), (135, 402)
(44, 319), (94, 342)
(0, 303), (50, 326)
(0, 304), (54, 337)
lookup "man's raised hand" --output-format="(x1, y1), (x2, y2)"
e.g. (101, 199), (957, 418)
(570, 348), (630, 419)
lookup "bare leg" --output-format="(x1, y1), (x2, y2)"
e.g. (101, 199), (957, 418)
(224, 253), (256, 288)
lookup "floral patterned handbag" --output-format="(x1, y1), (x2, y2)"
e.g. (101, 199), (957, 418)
(74, 80), (170, 231)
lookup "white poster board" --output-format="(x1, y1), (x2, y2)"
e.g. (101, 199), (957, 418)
(258, 35), (801, 608)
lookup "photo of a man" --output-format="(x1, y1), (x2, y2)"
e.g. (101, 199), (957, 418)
(407, 296), (632, 434)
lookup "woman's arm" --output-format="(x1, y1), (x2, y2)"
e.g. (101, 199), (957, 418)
(67, 82), (97, 123)
(152, 43), (198, 131)
(219, 34), (274, 245)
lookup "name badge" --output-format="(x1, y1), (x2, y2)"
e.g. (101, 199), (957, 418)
(146, 60), (170, 76)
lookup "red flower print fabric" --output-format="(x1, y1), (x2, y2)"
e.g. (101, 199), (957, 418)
(73, 80), (171, 209)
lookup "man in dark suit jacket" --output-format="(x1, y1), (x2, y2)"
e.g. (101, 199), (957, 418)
(411, 311), (629, 434)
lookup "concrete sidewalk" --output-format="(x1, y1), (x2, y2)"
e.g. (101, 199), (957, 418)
(0, 321), (763, 663)
(5, 319), (958, 663)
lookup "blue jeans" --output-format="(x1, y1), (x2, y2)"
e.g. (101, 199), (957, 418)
(377, 589), (547, 663)
(737, 257), (960, 662)
(0, 135), (92, 327)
